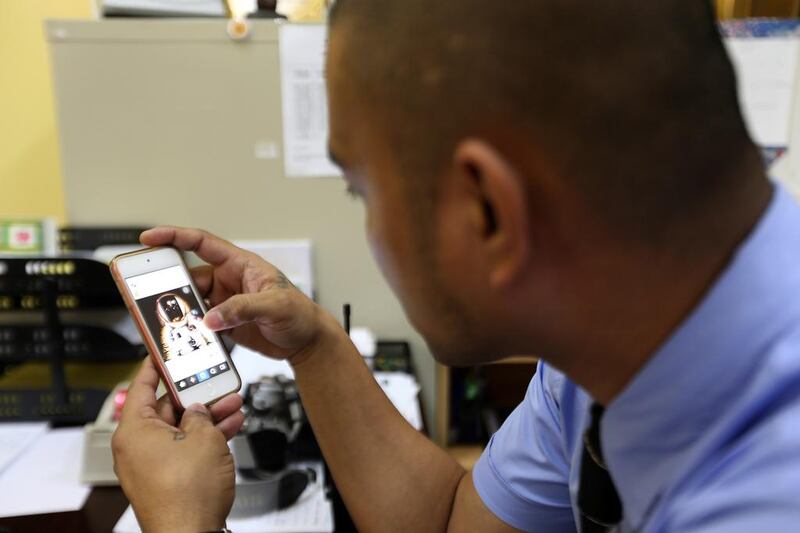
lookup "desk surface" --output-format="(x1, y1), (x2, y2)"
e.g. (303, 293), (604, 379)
(0, 486), (128, 533)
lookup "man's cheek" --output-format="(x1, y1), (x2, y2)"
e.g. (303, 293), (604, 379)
(366, 215), (412, 303)
(366, 224), (397, 289)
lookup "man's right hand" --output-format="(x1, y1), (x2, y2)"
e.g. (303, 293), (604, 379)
(141, 227), (341, 366)
(141, 227), (513, 533)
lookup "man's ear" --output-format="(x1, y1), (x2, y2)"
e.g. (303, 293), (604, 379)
(454, 139), (531, 289)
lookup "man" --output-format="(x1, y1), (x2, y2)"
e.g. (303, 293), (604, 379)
(111, 1), (800, 532)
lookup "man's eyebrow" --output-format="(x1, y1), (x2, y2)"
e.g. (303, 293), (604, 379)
(328, 145), (346, 169)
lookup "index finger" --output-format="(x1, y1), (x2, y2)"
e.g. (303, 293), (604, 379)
(140, 226), (239, 267)
(121, 357), (160, 420)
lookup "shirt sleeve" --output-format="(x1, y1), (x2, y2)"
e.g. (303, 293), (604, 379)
(472, 362), (577, 533)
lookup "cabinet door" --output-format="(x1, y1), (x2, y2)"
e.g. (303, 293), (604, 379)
(751, 0), (800, 16)
(717, 0), (800, 18)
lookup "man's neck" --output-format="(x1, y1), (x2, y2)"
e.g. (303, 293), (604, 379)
(539, 176), (774, 406)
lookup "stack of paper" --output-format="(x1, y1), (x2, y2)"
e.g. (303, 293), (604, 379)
(0, 422), (49, 476)
(0, 428), (91, 518)
(722, 21), (800, 199)
(374, 372), (423, 431)
(114, 462), (334, 532)
(724, 36), (800, 148)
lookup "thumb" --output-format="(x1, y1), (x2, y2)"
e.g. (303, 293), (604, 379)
(179, 403), (213, 433)
(204, 292), (282, 332)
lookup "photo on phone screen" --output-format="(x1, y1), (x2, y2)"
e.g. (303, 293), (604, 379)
(124, 265), (230, 391)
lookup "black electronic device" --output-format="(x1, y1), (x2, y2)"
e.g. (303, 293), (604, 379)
(59, 226), (148, 252)
(0, 258), (123, 310)
(228, 376), (323, 517)
(238, 375), (318, 471)
(373, 340), (414, 373)
(0, 325), (143, 363)
(0, 256), (141, 423)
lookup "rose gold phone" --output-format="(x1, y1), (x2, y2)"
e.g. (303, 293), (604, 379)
(110, 247), (241, 410)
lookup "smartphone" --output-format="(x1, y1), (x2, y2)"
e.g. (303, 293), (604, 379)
(110, 246), (241, 409)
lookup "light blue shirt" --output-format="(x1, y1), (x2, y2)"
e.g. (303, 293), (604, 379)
(473, 184), (800, 532)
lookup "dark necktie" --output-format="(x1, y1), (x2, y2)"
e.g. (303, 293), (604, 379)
(577, 403), (623, 532)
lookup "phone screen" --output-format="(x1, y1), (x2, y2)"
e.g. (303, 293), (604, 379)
(124, 265), (231, 392)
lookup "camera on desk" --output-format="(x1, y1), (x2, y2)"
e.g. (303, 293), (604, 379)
(235, 375), (307, 472)
(229, 376), (321, 516)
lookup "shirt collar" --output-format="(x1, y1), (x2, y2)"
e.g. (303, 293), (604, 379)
(601, 184), (800, 530)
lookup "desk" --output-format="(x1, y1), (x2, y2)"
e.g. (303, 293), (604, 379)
(1, 484), (360, 533)
(0, 487), (128, 533)
(0, 424), (358, 533)
(0, 344), (421, 532)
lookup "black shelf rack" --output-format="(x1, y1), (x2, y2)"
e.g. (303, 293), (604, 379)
(0, 257), (144, 423)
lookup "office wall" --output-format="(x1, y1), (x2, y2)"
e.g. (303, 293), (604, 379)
(48, 20), (440, 437)
(0, 0), (90, 222)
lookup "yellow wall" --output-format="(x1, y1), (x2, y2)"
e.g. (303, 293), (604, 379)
(0, 0), (91, 223)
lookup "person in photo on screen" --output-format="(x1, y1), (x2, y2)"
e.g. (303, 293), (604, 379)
(156, 292), (213, 361)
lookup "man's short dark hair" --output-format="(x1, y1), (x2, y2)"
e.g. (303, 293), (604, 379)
(329, 1), (761, 241)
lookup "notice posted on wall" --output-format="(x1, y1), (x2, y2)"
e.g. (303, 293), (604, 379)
(279, 24), (341, 178)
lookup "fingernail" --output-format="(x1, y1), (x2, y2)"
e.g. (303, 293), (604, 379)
(204, 310), (224, 331)
(187, 403), (208, 414)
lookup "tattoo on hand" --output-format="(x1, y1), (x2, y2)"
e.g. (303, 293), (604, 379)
(274, 271), (293, 290)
